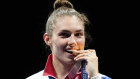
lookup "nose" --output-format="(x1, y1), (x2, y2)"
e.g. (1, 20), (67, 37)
(68, 35), (77, 47)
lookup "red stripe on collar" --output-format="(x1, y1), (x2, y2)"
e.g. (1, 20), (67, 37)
(43, 54), (57, 78)
(43, 54), (81, 79)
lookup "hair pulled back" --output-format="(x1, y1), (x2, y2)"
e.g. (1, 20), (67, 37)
(53, 0), (73, 10)
(45, 0), (89, 38)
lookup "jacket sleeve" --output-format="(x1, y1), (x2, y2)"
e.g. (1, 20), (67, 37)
(100, 74), (112, 79)
(90, 74), (112, 79)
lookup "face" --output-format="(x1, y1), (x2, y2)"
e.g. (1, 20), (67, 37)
(50, 15), (85, 64)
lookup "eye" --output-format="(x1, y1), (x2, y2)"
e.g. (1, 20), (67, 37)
(59, 33), (70, 38)
(75, 33), (83, 37)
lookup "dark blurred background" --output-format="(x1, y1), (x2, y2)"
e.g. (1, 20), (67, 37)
(2, 0), (139, 79)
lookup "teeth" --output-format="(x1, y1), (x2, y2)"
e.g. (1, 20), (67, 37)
(66, 50), (80, 55)
(67, 50), (77, 52)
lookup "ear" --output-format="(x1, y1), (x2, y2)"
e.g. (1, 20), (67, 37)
(43, 33), (51, 46)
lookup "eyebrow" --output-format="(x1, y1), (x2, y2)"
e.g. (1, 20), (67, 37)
(60, 29), (84, 32)
(75, 29), (84, 32)
(59, 30), (70, 33)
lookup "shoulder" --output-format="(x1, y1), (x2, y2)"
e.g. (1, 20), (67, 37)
(26, 70), (49, 79)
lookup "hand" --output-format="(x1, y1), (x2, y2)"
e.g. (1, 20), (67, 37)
(74, 49), (99, 77)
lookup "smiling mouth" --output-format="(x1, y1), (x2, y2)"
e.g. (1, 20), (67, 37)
(65, 45), (83, 55)
(65, 50), (80, 55)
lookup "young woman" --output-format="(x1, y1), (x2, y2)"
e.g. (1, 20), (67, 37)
(26, 0), (111, 79)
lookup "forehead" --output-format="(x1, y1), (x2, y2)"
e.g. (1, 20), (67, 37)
(54, 16), (84, 32)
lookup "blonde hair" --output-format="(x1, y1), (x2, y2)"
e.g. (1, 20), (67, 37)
(45, 0), (89, 38)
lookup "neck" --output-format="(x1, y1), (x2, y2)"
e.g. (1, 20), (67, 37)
(67, 61), (81, 79)
(52, 56), (75, 79)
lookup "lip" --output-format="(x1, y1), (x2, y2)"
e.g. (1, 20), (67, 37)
(65, 49), (73, 54)
(65, 47), (80, 50)
(65, 49), (81, 56)
(66, 48), (79, 50)
(65, 50), (76, 57)
(65, 49), (79, 53)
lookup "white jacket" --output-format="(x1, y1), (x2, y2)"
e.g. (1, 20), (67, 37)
(26, 70), (111, 79)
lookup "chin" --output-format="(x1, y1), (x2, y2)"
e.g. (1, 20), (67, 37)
(64, 58), (76, 65)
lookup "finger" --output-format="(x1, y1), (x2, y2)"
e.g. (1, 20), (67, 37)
(87, 49), (96, 53)
(74, 54), (85, 60)
(87, 49), (97, 56)
(74, 56), (88, 62)
(74, 53), (90, 61)
(68, 50), (83, 55)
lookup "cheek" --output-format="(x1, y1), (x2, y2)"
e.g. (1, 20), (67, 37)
(52, 38), (67, 48)
(58, 39), (67, 47)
